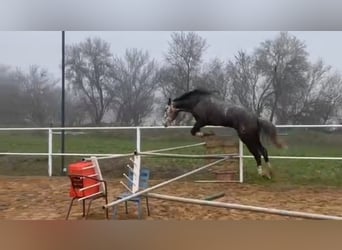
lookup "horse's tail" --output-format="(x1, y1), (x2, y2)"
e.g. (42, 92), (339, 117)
(257, 118), (287, 149)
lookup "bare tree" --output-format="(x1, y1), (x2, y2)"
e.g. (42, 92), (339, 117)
(66, 37), (115, 125)
(225, 33), (342, 125)
(111, 48), (159, 126)
(15, 65), (60, 126)
(160, 31), (208, 98)
(197, 58), (230, 102)
(64, 94), (90, 126)
(255, 32), (310, 123)
(159, 32), (208, 125)
(0, 65), (26, 126)
(296, 65), (342, 124)
(287, 60), (329, 124)
(227, 51), (272, 116)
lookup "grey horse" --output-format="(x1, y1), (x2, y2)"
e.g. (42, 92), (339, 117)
(163, 88), (286, 179)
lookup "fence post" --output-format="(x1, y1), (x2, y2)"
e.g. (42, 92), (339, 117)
(239, 139), (244, 183)
(132, 127), (141, 193)
(48, 128), (53, 177)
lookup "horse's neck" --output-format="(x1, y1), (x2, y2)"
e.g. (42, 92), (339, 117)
(174, 99), (198, 111)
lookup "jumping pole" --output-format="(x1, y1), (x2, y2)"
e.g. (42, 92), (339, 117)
(103, 157), (229, 209)
(147, 193), (342, 220)
(140, 152), (238, 159)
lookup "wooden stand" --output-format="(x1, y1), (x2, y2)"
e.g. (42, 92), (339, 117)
(203, 135), (239, 182)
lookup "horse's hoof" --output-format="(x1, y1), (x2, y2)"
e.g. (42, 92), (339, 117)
(258, 167), (272, 179)
(264, 173), (272, 180)
(260, 173), (271, 180)
(263, 170), (272, 180)
(195, 132), (204, 137)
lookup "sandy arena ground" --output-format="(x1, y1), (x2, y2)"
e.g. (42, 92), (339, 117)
(1, 176), (342, 220)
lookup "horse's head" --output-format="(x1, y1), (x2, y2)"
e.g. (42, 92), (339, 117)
(163, 98), (180, 127)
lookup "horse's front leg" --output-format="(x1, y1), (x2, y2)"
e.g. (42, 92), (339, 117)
(190, 122), (214, 137)
(191, 121), (205, 137)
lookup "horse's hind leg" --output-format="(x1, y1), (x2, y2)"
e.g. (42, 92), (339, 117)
(250, 147), (264, 177)
(258, 143), (273, 179)
(240, 133), (271, 179)
(242, 139), (264, 177)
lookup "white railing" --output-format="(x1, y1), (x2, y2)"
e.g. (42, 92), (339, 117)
(0, 125), (341, 179)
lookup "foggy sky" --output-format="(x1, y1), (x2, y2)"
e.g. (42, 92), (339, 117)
(0, 31), (342, 80)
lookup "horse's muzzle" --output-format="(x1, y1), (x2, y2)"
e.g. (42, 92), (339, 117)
(163, 112), (171, 127)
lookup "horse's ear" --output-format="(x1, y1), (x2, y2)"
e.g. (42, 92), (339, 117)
(168, 97), (171, 105)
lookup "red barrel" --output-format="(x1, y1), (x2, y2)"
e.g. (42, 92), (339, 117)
(68, 161), (100, 198)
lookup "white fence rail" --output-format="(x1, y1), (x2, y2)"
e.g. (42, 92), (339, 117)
(0, 125), (342, 178)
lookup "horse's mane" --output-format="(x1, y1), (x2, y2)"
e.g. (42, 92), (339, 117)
(173, 88), (214, 101)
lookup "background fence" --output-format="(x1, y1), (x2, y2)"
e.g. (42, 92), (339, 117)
(0, 125), (342, 185)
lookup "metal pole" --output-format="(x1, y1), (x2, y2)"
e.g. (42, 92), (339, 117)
(132, 128), (141, 193)
(140, 152), (236, 159)
(61, 30), (66, 175)
(144, 142), (206, 154)
(48, 128), (52, 177)
(239, 139), (244, 183)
